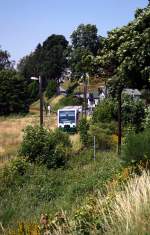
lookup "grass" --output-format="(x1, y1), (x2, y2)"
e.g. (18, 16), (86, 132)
(0, 151), (121, 232)
(0, 114), (58, 165)
(105, 171), (150, 234)
(0, 116), (35, 164)
(6, 169), (150, 235)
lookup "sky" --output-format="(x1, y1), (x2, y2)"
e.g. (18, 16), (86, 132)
(0, 0), (148, 64)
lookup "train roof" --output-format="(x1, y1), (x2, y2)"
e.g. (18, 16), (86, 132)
(58, 106), (82, 112)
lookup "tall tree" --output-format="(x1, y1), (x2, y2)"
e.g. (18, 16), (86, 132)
(0, 70), (30, 115)
(71, 24), (100, 55)
(69, 24), (103, 78)
(0, 47), (11, 70)
(18, 35), (68, 83)
(95, 5), (150, 91)
(94, 5), (150, 153)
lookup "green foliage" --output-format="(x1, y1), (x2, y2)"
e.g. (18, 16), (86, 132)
(0, 69), (30, 115)
(0, 47), (11, 70)
(95, 6), (150, 92)
(45, 80), (57, 99)
(88, 124), (114, 151)
(92, 98), (117, 123)
(69, 24), (102, 78)
(20, 125), (71, 168)
(78, 118), (89, 146)
(122, 129), (150, 164)
(93, 96), (145, 131)
(66, 82), (78, 95)
(27, 80), (39, 102)
(53, 95), (83, 111)
(141, 89), (150, 104)
(143, 106), (150, 128)
(18, 35), (68, 83)
(122, 95), (145, 130)
(0, 151), (121, 229)
(71, 24), (100, 55)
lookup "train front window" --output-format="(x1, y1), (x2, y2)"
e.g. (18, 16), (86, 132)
(59, 111), (75, 124)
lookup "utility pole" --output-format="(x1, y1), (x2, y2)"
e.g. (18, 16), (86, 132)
(93, 136), (96, 161)
(84, 75), (87, 119)
(39, 76), (43, 127)
(118, 90), (122, 155)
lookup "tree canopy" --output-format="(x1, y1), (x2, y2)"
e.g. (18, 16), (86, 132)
(69, 24), (103, 79)
(18, 34), (68, 83)
(0, 47), (11, 70)
(95, 5), (150, 92)
(0, 69), (30, 115)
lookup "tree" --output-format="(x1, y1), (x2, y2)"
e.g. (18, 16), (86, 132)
(95, 6), (150, 153)
(95, 6), (150, 90)
(0, 47), (11, 70)
(71, 24), (100, 55)
(45, 80), (57, 99)
(18, 35), (68, 83)
(0, 69), (29, 115)
(69, 24), (103, 78)
(40, 34), (68, 81)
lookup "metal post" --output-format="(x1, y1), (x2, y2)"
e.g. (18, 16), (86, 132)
(39, 76), (43, 127)
(94, 136), (96, 161)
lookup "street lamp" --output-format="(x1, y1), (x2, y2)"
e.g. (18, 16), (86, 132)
(30, 76), (43, 127)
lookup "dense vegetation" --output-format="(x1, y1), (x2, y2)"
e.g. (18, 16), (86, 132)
(0, 70), (29, 115)
(0, 151), (121, 232)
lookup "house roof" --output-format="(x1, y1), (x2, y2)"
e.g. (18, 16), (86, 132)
(123, 89), (141, 96)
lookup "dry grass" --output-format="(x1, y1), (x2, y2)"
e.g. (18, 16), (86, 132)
(50, 95), (64, 107)
(105, 171), (150, 234)
(0, 114), (58, 165)
(70, 133), (82, 153)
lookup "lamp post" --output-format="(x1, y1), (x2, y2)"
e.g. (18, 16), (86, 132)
(31, 76), (43, 127)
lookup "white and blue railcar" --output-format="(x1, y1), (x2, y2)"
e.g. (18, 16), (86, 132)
(57, 106), (82, 131)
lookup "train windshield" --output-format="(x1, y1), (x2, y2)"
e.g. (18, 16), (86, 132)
(59, 110), (75, 124)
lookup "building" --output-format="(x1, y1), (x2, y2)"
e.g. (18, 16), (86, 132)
(122, 89), (141, 100)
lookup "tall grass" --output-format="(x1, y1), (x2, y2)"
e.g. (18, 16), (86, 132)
(105, 171), (150, 234)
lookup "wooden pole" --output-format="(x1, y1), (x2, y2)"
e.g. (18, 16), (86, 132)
(39, 76), (43, 127)
(118, 91), (122, 155)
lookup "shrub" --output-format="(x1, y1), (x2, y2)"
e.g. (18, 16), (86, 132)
(92, 98), (117, 123)
(45, 80), (57, 99)
(142, 106), (150, 129)
(78, 118), (89, 146)
(88, 124), (114, 151)
(20, 125), (71, 168)
(121, 95), (145, 131)
(122, 129), (150, 164)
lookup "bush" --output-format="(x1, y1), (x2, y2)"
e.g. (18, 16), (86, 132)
(78, 118), (89, 146)
(45, 80), (57, 99)
(20, 126), (71, 168)
(92, 98), (117, 123)
(122, 129), (150, 164)
(142, 106), (150, 129)
(88, 124), (114, 151)
(93, 96), (145, 132)
(121, 95), (145, 131)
